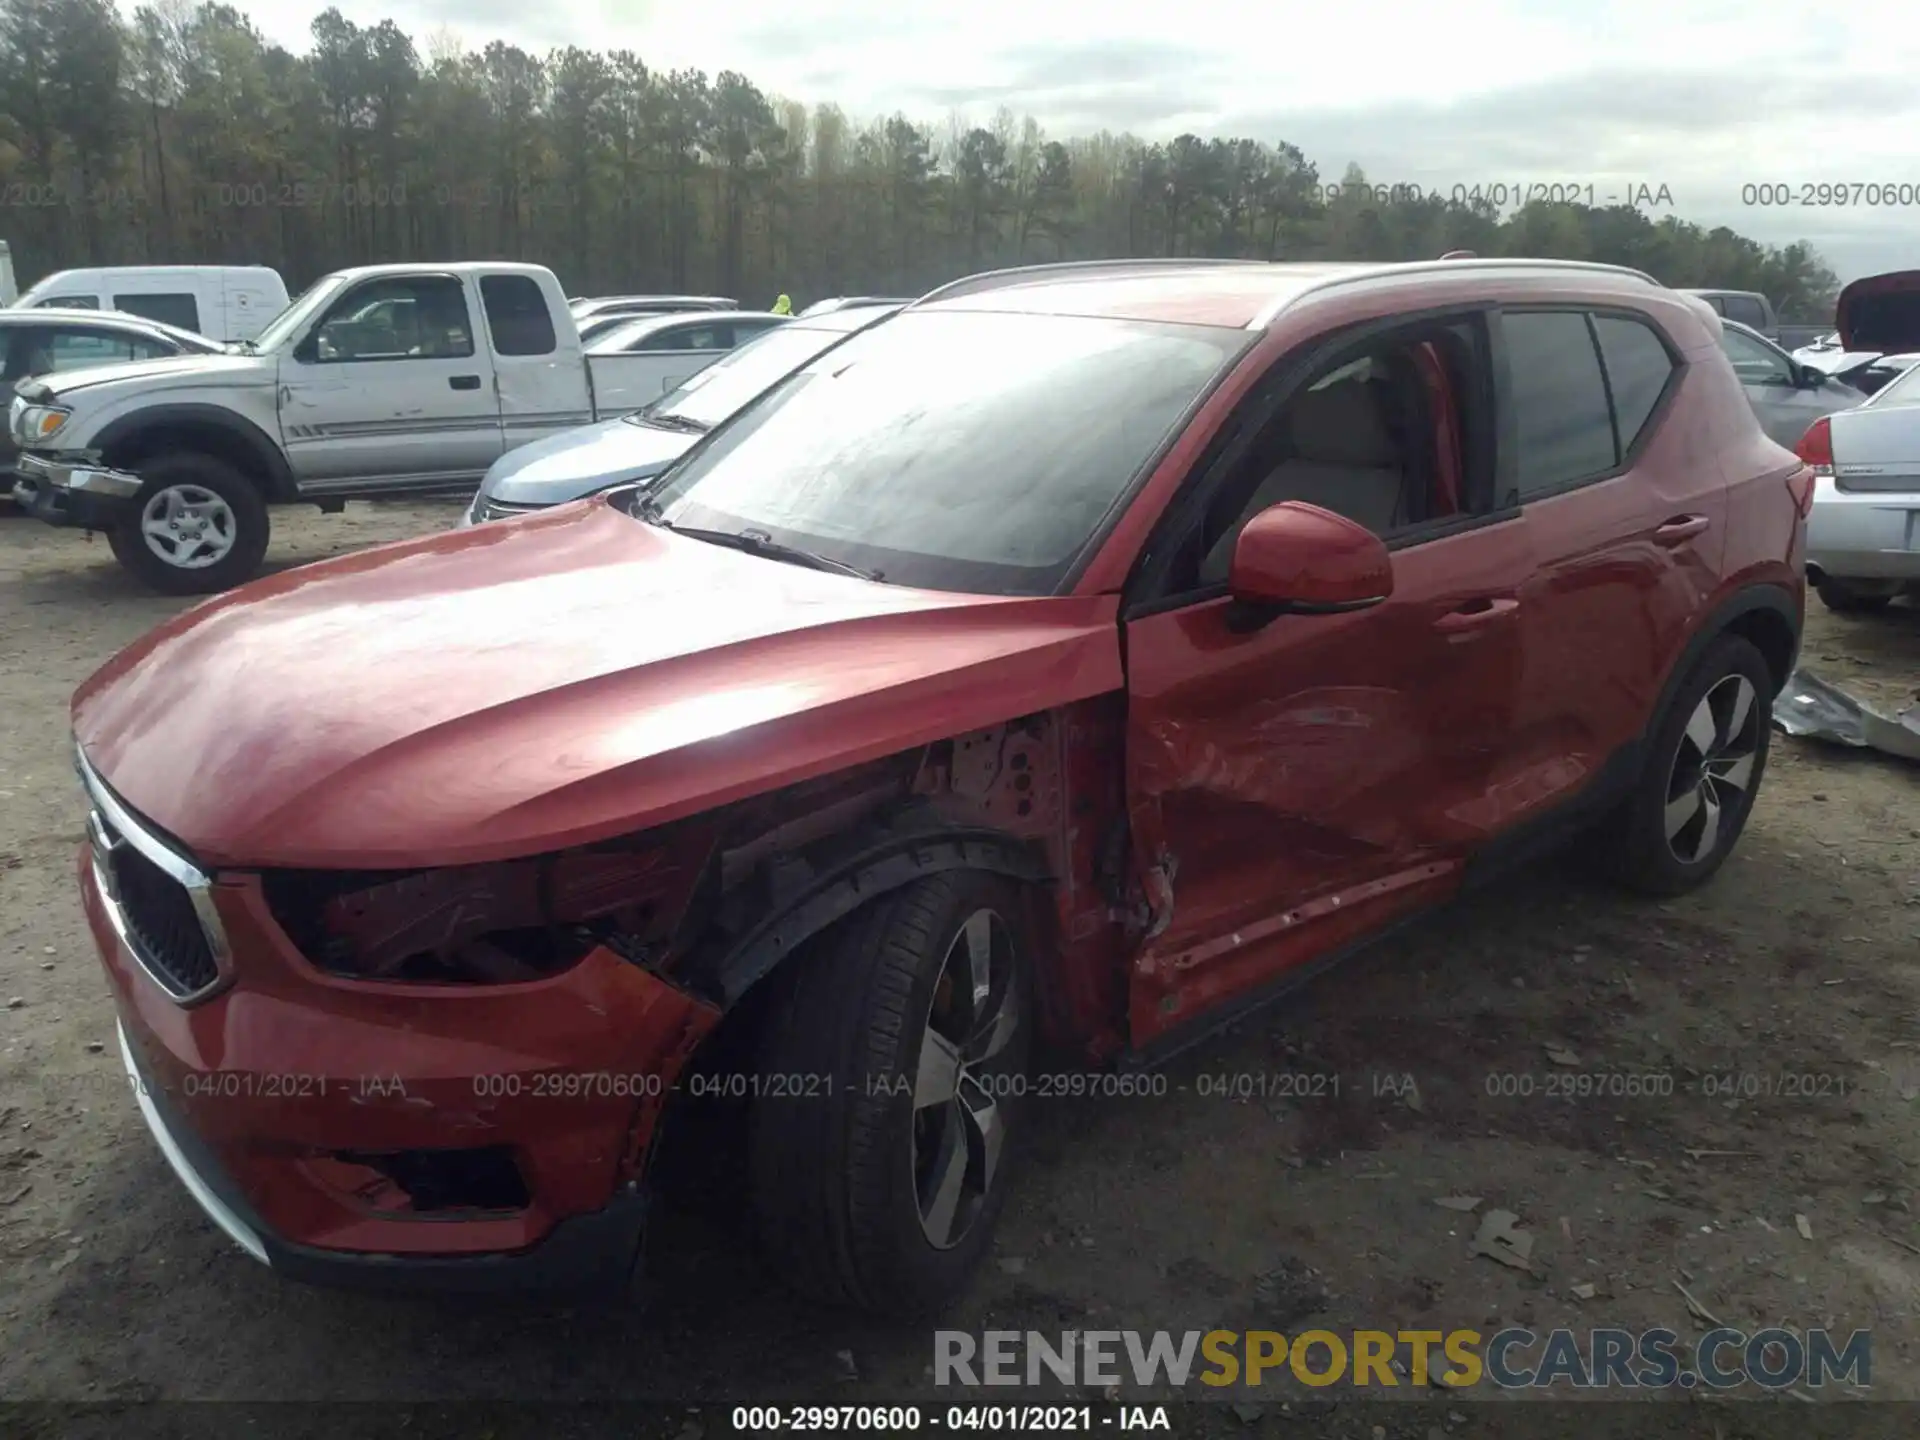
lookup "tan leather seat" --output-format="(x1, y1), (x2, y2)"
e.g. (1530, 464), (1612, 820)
(1201, 378), (1408, 584)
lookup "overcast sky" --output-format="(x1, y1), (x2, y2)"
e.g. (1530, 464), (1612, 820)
(232, 0), (1920, 282)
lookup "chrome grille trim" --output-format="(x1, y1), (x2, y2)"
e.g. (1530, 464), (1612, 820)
(76, 745), (231, 1005)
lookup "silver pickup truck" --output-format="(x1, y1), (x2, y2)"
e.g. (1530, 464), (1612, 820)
(10, 261), (663, 593)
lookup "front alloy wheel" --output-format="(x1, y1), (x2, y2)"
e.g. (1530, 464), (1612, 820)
(912, 909), (1019, 1250)
(138, 483), (239, 570)
(749, 870), (1033, 1314)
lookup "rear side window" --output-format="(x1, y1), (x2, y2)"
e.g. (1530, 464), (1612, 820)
(1720, 295), (1767, 329)
(114, 292), (200, 331)
(1503, 311), (1617, 499)
(33, 294), (99, 309)
(480, 275), (556, 357)
(1590, 315), (1676, 455)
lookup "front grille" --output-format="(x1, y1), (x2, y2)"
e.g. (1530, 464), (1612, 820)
(79, 748), (229, 1004)
(107, 827), (221, 996)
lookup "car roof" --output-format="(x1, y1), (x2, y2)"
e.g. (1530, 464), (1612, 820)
(912, 258), (1667, 330)
(0, 307), (202, 340)
(591, 311), (782, 346)
(792, 304), (903, 333)
(573, 294), (736, 314)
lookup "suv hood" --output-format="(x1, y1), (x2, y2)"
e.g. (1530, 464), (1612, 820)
(1835, 270), (1920, 354)
(480, 413), (697, 507)
(73, 500), (1121, 868)
(22, 351), (272, 400)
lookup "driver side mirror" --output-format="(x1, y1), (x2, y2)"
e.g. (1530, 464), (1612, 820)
(1227, 502), (1394, 626)
(1795, 365), (1827, 390)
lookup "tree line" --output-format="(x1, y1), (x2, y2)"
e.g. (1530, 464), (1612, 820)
(0, 0), (1841, 320)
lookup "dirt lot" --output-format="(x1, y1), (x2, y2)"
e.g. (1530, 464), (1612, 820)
(1, 502), (1918, 1433)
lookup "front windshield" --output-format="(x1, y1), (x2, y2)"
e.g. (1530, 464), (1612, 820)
(247, 274), (349, 352)
(630, 324), (857, 431)
(642, 310), (1244, 595)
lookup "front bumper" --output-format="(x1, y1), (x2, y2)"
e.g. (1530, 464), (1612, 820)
(11, 452), (142, 530)
(115, 1019), (654, 1294)
(1806, 476), (1920, 583)
(78, 786), (720, 1292)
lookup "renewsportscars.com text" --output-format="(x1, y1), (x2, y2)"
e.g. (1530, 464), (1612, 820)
(934, 1327), (1870, 1390)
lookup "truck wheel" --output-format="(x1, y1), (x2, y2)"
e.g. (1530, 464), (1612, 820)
(1593, 634), (1773, 897)
(1815, 578), (1895, 614)
(107, 452), (270, 595)
(748, 871), (1034, 1315)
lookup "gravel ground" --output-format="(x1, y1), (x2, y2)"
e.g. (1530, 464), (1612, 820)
(1, 500), (1917, 1435)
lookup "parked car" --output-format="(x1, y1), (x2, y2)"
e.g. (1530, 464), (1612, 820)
(1715, 317), (1863, 447)
(1680, 288), (1780, 343)
(1792, 269), (1920, 396)
(10, 262), (672, 593)
(74, 257), (1804, 1312)
(12, 265), (290, 343)
(465, 305), (898, 525)
(0, 240), (16, 305)
(3, 308), (225, 485)
(1794, 357), (1920, 612)
(582, 310), (789, 399)
(570, 294), (737, 324)
(797, 296), (916, 317)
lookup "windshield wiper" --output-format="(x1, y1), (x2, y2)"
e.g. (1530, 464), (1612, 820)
(652, 520), (880, 581)
(644, 412), (709, 433)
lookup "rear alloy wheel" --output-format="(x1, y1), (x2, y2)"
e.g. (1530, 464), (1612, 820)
(748, 871), (1032, 1314)
(1596, 634), (1773, 896)
(107, 451), (270, 595)
(1661, 673), (1762, 868)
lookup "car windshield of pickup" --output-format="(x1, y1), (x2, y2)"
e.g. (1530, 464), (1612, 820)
(247, 274), (350, 352)
(638, 309), (1245, 595)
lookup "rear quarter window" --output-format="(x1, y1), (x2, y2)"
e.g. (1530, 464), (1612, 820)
(1590, 315), (1677, 455)
(1503, 310), (1618, 499)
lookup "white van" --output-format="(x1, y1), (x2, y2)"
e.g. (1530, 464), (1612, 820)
(12, 265), (290, 343)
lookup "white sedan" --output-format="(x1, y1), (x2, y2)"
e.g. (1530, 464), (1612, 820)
(584, 310), (790, 402)
(1795, 358), (1920, 612)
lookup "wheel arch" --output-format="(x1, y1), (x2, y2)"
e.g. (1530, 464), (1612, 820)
(681, 800), (1054, 1010)
(1654, 583), (1800, 726)
(96, 406), (296, 502)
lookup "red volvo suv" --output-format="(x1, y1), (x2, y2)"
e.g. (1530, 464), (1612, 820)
(73, 258), (1810, 1312)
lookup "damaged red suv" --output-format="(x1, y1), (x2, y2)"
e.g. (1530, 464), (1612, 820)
(76, 258), (1808, 1313)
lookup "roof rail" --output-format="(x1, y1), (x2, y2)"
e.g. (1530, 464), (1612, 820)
(1248, 256), (1665, 328)
(913, 257), (1266, 308)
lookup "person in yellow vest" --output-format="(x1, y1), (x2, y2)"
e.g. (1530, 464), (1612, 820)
(771, 293), (793, 315)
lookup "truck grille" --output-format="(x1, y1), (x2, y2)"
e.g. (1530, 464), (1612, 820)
(79, 750), (230, 1004)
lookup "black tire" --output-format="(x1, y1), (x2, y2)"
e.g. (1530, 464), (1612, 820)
(747, 870), (1035, 1315)
(1815, 578), (1895, 614)
(1596, 634), (1774, 896)
(106, 451), (270, 595)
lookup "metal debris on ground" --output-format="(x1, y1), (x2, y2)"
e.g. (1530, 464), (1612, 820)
(1468, 1208), (1535, 1272)
(1773, 668), (1920, 763)
(1674, 1277), (1723, 1326)
(1434, 1195), (1482, 1212)
(1796, 1214), (1815, 1240)
(1545, 1045), (1580, 1066)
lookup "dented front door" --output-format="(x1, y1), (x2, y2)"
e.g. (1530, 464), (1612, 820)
(1121, 516), (1534, 1049)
